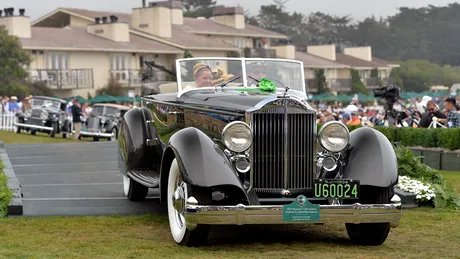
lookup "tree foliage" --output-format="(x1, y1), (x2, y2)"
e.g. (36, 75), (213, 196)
(314, 69), (328, 94)
(350, 69), (368, 94)
(0, 28), (31, 97)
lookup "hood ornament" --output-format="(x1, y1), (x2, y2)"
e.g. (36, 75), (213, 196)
(283, 86), (290, 98)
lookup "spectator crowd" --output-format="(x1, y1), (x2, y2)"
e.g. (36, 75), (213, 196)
(314, 95), (460, 128)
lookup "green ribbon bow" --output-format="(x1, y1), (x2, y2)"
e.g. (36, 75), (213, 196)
(258, 78), (276, 92)
(235, 78), (276, 93)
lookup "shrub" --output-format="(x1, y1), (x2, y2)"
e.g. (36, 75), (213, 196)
(0, 159), (12, 218)
(395, 145), (460, 209)
(27, 81), (53, 96)
(96, 77), (123, 96)
(317, 123), (460, 150)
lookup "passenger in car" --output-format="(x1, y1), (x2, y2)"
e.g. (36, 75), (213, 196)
(183, 63), (213, 91)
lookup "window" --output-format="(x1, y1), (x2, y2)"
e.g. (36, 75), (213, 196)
(110, 54), (130, 70)
(232, 37), (246, 48)
(46, 52), (68, 70)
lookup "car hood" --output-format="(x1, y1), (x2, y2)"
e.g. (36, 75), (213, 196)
(181, 90), (278, 112)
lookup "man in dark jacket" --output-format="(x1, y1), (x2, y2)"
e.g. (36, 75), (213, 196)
(71, 99), (82, 140)
(420, 100), (446, 128)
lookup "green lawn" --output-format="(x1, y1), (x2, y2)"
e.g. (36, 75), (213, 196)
(0, 208), (458, 258)
(439, 171), (460, 193)
(0, 130), (108, 144)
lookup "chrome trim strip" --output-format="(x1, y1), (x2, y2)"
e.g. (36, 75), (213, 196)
(142, 98), (244, 117)
(184, 199), (402, 230)
(74, 131), (113, 137)
(283, 99), (289, 189)
(14, 122), (53, 131)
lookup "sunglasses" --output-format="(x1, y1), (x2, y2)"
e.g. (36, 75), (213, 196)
(428, 108), (435, 112)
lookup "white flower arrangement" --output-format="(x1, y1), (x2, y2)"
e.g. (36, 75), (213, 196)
(396, 175), (436, 202)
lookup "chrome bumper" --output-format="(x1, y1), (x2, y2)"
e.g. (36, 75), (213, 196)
(74, 130), (113, 138)
(14, 122), (53, 131)
(184, 198), (402, 230)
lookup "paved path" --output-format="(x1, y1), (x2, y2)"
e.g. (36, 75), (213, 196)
(5, 142), (165, 216)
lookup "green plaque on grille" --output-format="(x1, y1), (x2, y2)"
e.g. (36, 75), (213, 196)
(282, 195), (320, 222)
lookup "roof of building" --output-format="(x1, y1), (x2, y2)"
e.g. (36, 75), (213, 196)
(34, 8), (241, 50)
(58, 8), (286, 39)
(295, 52), (349, 68)
(20, 26), (182, 53)
(335, 53), (382, 69)
(372, 57), (399, 67)
(181, 17), (286, 38)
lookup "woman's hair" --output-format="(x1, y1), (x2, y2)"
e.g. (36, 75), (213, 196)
(193, 63), (211, 79)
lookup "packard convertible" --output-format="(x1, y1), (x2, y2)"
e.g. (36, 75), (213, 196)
(118, 58), (402, 247)
(14, 96), (71, 138)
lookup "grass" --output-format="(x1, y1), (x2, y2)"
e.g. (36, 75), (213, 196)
(0, 130), (109, 144)
(0, 208), (458, 258)
(439, 171), (460, 193)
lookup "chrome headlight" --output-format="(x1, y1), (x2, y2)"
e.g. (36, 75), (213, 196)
(222, 121), (252, 153)
(40, 111), (48, 120)
(101, 118), (107, 124)
(318, 121), (349, 152)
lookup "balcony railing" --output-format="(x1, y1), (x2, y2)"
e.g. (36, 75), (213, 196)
(244, 48), (277, 58)
(110, 69), (172, 88)
(29, 69), (93, 89)
(306, 78), (352, 92)
(365, 77), (396, 89)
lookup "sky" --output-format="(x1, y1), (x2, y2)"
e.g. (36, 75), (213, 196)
(1, 0), (458, 22)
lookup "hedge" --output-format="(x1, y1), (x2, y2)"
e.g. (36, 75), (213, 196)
(317, 124), (460, 150)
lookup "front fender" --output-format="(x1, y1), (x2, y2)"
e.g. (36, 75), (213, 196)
(118, 107), (152, 174)
(342, 127), (398, 187)
(160, 127), (247, 202)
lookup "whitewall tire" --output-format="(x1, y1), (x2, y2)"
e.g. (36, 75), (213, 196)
(167, 158), (211, 246)
(122, 174), (148, 201)
(123, 174), (130, 197)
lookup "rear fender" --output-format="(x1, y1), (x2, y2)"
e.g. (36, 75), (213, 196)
(342, 127), (398, 187)
(159, 127), (248, 204)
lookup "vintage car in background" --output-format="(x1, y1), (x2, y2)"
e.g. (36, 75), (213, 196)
(77, 103), (129, 141)
(118, 57), (402, 247)
(14, 96), (71, 138)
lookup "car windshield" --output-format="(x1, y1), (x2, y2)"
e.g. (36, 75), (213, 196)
(91, 106), (104, 116)
(176, 58), (305, 95)
(91, 106), (120, 117)
(31, 98), (61, 109)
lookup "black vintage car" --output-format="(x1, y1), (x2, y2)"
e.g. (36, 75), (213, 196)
(14, 96), (71, 138)
(77, 103), (130, 141)
(118, 58), (402, 247)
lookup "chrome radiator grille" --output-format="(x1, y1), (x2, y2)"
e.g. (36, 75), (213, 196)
(31, 109), (42, 118)
(251, 109), (315, 190)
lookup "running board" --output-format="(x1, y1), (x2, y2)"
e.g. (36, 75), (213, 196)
(128, 170), (160, 188)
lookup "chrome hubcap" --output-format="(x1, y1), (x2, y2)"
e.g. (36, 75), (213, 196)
(172, 175), (186, 229)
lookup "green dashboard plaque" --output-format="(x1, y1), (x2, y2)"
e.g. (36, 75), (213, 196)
(282, 195), (320, 222)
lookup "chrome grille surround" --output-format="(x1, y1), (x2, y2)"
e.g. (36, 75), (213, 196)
(31, 109), (42, 118)
(245, 97), (316, 192)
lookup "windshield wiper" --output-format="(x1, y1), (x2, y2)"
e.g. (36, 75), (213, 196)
(216, 75), (241, 88)
(248, 76), (261, 83)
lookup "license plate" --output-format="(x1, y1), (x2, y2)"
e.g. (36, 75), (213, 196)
(313, 179), (360, 199)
